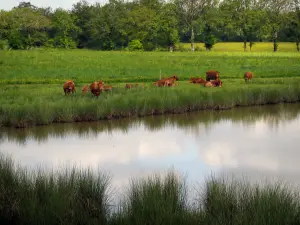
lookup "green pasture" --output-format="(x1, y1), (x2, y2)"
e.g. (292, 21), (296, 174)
(179, 42), (300, 52)
(0, 48), (299, 85)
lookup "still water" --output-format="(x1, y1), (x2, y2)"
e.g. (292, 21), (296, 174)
(1, 103), (300, 191)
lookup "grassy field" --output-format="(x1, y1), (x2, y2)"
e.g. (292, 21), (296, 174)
(179, 42), (300, 52)
(1, 153), (300, 225)
(0, 48), (300, 127)
(0, 49), (300, 84)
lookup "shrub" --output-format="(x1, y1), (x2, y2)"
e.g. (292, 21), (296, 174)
(128, 39), (143, 51)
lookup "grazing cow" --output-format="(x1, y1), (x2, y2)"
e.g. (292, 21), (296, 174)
(154, 75), (179, 87)
(193, 78), (206, 84)
(244, 71), (253, 82)
(189, 77), (199, 83)
(81, 85), (89, 95)
(90, 81), (104, 97)
(153, 81), (166, 87)
(206, 70), (220, 81)
(125, 84), (133, 89)
(63, 80), (76, 95)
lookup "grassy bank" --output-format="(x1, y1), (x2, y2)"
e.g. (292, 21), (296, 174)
(1, 153), (300, 225)
(1, 78), (300, 128)
(1, 103), (300, 145)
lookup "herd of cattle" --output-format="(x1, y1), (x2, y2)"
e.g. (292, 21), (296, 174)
(63, 70), (253, 97)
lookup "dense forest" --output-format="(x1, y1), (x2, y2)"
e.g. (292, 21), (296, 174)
(0, 0), (299, 51)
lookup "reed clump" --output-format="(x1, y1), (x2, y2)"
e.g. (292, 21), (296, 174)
(0, 154), (111, 225)
(1, 153), (300, 225)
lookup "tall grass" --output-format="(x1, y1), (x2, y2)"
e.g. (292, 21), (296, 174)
(200, 175), (300, 225)
(1, 80), (300, 128)
(1, 153), (300, 225)
(0, 154), (111, 225)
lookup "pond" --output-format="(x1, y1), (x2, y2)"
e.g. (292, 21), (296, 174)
(1, 103), (300, 192)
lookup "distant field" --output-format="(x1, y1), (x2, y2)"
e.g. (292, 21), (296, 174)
(179, 42), (299, 52)
(0, 49), (300, 85)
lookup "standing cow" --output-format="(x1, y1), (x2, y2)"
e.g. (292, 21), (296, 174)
(63, 80), (76, 95)
(244, 71), (253, 82)
(206, 70), (220, 81)
(90, 81), (104, 97)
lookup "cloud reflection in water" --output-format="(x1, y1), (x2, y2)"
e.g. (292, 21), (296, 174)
(1, 104), (300, 190)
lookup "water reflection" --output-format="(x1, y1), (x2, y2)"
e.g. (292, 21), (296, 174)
(0, 103), (300, 190)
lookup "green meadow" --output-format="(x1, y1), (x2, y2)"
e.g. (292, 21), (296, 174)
(1, 153), (300, 225)
(0, 46), (300, 127)
(179, 42), (300, 52)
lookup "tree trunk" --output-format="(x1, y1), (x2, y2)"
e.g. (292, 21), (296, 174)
(169, 44), (173, 52)
(191, 27), (195, 52)
(243, 41), (247, 52)
(249, 41), (254, 51)
(273, 31), (278, 52)
(296, 41), (299, 51)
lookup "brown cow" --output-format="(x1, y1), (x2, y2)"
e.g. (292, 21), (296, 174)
(125, 84), (133, 89)
(211, 79), (223, 87)
(244, 71), (253, 82)
(63, 80), (76, 95)
(153, 81), (166, 87)
(81, 85), (89, 95)
(103, 85), (112, 91)
(90, 81), (104, 97)
(189, 77), (199, 83)
(204, 79), (223, 88)
(204, 81), (214, 87)
(193, 78), (206, 84)
(206, 70), (220, 81)
(154, 75), (179, 87)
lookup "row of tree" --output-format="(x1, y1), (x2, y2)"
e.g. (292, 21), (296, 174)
(0, 0), (300, 51)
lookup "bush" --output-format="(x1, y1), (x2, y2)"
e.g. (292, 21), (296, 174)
(128, 39), (143, 51)
(0, 40), (9, 50)
(175, 43), (188, 52)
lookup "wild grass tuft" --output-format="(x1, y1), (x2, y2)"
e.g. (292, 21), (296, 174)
(200, 175), (300, 225)
(1, 153), (300, 225)
(0, 154), (111, 225)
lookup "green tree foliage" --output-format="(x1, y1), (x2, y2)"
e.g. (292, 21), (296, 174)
(220, 0), (264, 51)
(262, 0), (292, 52)
(0, 0), (297, 51)
(49, 9), (80, 48)
(0, 4), (50, 49)
(286, 0), (300, 50)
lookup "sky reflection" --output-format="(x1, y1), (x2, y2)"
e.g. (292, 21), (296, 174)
(1, 104), (300, 191)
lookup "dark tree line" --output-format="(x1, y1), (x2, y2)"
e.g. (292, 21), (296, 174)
(0, 0), (300, 51)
